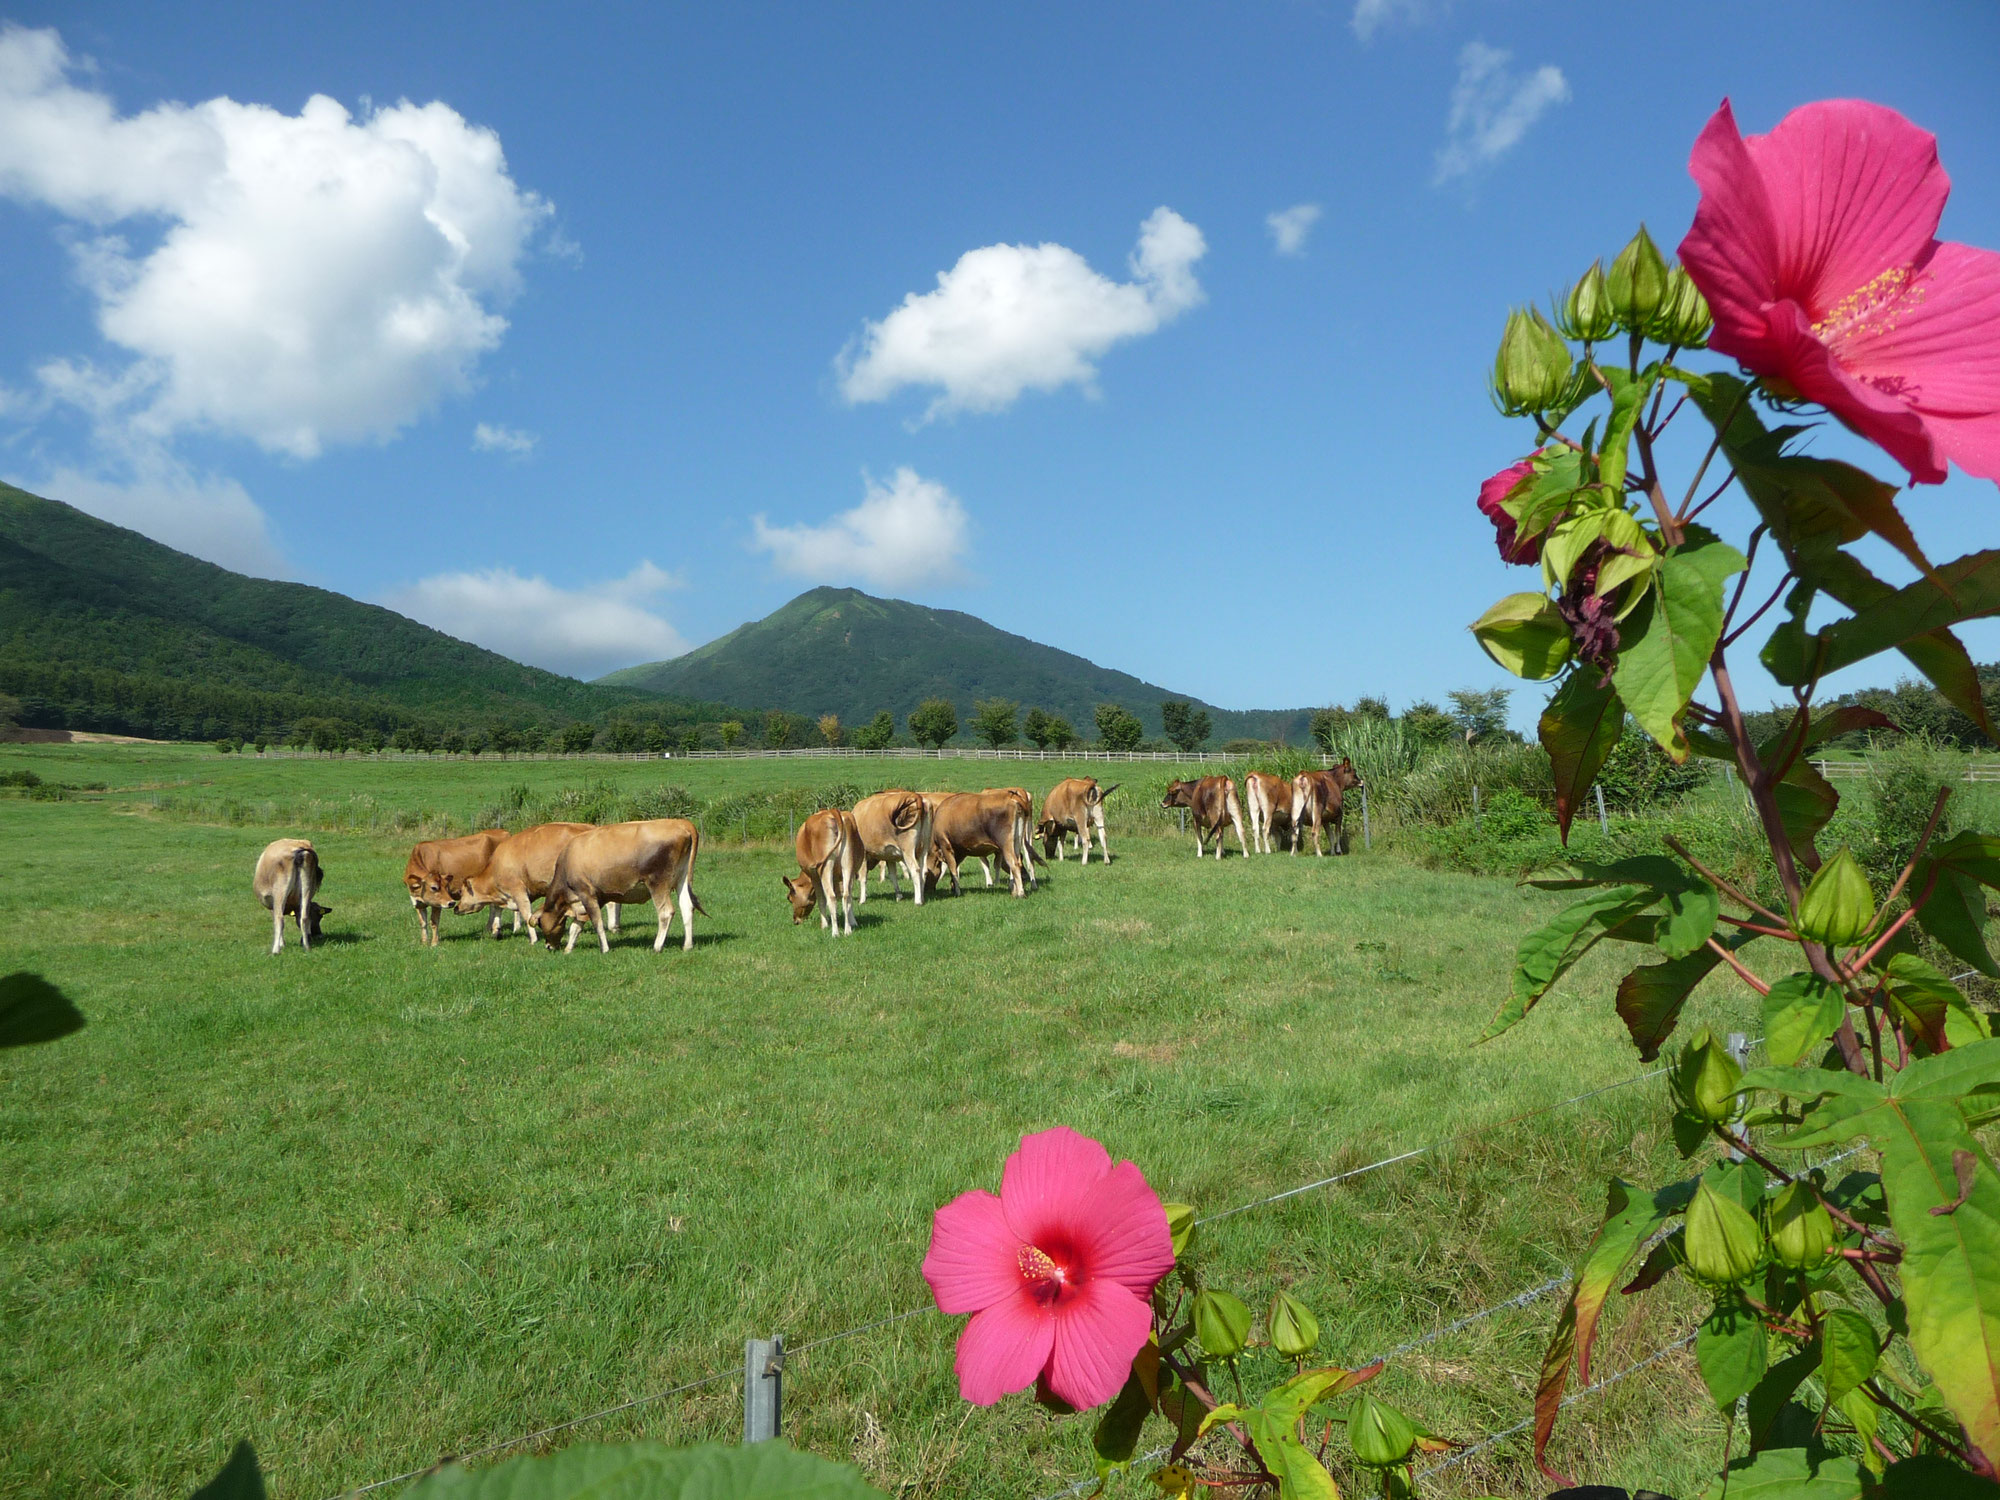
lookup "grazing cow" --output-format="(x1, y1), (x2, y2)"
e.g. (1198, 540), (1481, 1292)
(925, 791), (1031, 898)
(404, 828), (510, 946)
(253, 838), (328, 954)
(783, 807), (861, 936)
(978, 787), (1039, 890)
(1037, 779), (1117, 864)
(851, 789), (934, 905)
(1293, 759), (1364, 856)
(1243, 772), (1298, 856)
(1161, 776), (1249, 859)
(447, 822), (613, 940)
(534, 819), (703, 953)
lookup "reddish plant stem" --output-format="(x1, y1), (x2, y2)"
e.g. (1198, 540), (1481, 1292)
(1678, 384), (1750, 518)
(1847, 896), (1927, 980)
(1864, 1379), (1995, 1477)
(1665, 836), (1786, 925)
(1705, 937), (1771, 995)
(1715, 914), (1795, 940)
(1726, 1134), (1897, 1249)
(1874, 789), (1952, 917)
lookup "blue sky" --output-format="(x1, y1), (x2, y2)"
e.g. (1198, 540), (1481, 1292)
(2, 1), (1997, 728)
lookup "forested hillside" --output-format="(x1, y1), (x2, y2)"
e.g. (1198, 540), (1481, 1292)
(0, 483), (740, 745)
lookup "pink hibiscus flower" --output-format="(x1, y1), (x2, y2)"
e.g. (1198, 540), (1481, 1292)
(1477, 458), (1539, 564)
(922, 1127), (1175, 1410)
(1678, 98), (2000, 486)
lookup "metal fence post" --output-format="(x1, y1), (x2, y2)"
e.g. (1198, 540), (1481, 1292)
(1725, 1033), (1750, 1160)
(1178, 808), (1187, 835)
(743, 1334), (784, 1443)
(1361, 785), (1371, 852)
(1472, 784), (1481, 831)
(1595, 782), (1609, 836)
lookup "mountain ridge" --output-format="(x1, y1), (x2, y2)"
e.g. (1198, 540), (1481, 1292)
(601, 585), (1314, 743)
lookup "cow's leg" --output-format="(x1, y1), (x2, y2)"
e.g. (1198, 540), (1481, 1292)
(606, 901), (621, 934)
(653, 882), (674, 952)
(1092, 808), (1110, 863)
(676, 862), (696, 951)
(581, 896), (609, 954)
(1333, 811), (1346, 855)
(1230, 795), (1251, 858)
(1006, 843), (1024, 898)
(980, 855), (996, 887)
(818, 862), (840, 938)
(905, 835), (924, 907)
(269, 897), (286, 956)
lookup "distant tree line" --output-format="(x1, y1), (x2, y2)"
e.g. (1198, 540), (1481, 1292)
(1308, 689), (1520, 750)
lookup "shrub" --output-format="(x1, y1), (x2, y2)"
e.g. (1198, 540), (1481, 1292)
(971, 699), (1019, 748)
(909, 698), (958, 748)
(1596, 725), (1713, 810)
(1094, 704), (1143, 752)
(851, 711), (895, 750)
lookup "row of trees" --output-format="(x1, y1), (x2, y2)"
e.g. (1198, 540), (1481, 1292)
(1307, 688), (1518, 750)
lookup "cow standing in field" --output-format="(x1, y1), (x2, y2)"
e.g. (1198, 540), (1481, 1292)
(1243, 772), (1297, 856)
(783, 807), (861, 936)
(447, 822), (617, 940)
(534, 819), (703, 953)
(925, 791), (1032, 898)
(405, 828), (510, 946)
(1293, 760), (1364, 856)
(1037, 779), (1116, 864)
(253, 838), (328, 954)
(979, 786), (1039, 890)
(1161, 776), (1250, 859)
(851, 789), (933, 904)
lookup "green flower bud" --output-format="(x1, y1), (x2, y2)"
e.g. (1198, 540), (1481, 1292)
(1606, 225), (1668, 333)
(1669, 1027), (1743, 1126)
(1683, 1181), (1765, 1288)
(1347, 1391), (1419, 1469)
(1651, 265), (1712, 348)
(1796, 848), (1876, 949)
(1555, 261), (1616, 342)
(1767, 1180), (1836, 1270)
(1491, 306), (1574, 416)
(1192, 1288), (1251, 1360)
(1267, 1290), (1320, 1358)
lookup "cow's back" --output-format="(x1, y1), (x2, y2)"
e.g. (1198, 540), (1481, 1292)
(254, 837), (314, 908)
(489, 822), (594, 887)
(555, 818), (697, 895)
(853, 790), (923, 848)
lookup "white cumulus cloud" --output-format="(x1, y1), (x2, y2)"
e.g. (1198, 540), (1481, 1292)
(17, 459), (288, 579)
(472, 421), (537, 457)
(836, 207), (1206, 420)
(0, 23), (553, 459)
(751, 468), (970, 590)
(1266, 203), (1323, 256)
(382, 561), (689, 680)
(1433, 42), (1570, 184)
(1352, 0), (1435, 41)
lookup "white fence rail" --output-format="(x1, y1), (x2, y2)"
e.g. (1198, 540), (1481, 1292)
(249, 746), (1333, 766)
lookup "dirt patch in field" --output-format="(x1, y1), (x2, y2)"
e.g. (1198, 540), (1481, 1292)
(1, 728), (169, 745)
(1111, 1039), (1178, 1064)
(1092, 916), (1153, 937)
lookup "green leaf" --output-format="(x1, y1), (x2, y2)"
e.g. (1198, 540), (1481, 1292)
(1254, 1423), (1339, 1500)
(1914, 833), (2000, 979)
(1539, 670), (1624, 843)
(1762, 974), (1849, 1069)
(1472, 593), (1573, 680)
(1263, 1365), (1376, 1423)
(1819, 1306), (1880, 1406)
(1612, 526), (1746, 758)
(1885, 953), (1992, 1055)
(1875, 1454), (2000, 1498)
(1093, 1367), (1154, 1479)
(1796, 849), (1876, 948)
(1696, 1294), (1770, 1408)
(191, 1442), (266, 1500)
(1813, 550), (2000, 677)
(403, 1442), (889, 1499)
(1597, 366), (1657, 495)
(1616, 945), (1726, 1061)
(1700, 1446), (1864, 1500)
(1162, 1202), (1197, 1259)
(1543, 511), (1607, 590)
(1745, 1344), (1820, 1454)
(0, 972), (85, 1049)
(1840, 1386), (1884, 1477)
(1484, 884), (1659, 1040)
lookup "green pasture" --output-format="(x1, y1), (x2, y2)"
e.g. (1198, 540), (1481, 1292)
(3, 744), (1768, 1498)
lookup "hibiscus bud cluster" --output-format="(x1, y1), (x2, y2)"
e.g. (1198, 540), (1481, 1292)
(1606, 225), (1669, 332)
(1490, 307), (1574, 416)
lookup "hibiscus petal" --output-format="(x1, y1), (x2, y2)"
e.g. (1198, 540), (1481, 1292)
(1851, 241), (2000, 483)
(1045, 1278), (1154, 1411)
(999, 1127), (1112, 1244)
(1681, 99), (1791, 371)
(955, 1294), (1055, 1406)
(1747, 99), (1949, 317)
(923, 1189), (1025, 1315)
(1068, 1160), (1175, 1301)
(1762, 300), (1947, 484)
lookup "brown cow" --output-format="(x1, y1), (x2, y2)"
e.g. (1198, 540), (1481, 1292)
(405, 828), (510, 946)
(447, 822), (611, 940)
(925, 791), (1031, 897)
(1243, 772), (1297, 856)
(253, 837), (328, 954)
(1161, 776), (1249, 859)
(783, 808), (861, 935)
(1292, 759), (1364, 856)
(851, 789), (934, 905)
(979, 786), (1039, 890)
(534, 819), (703, 953)
(1037, 778), (1117, 864)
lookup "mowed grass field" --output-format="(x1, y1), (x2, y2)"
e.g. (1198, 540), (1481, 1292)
(1, 744), (1763, 1499)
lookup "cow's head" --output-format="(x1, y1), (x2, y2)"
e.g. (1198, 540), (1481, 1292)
(781, 872), (818, 924)
(1333, 758), (1364, 791)
(531, 896), (580, 948)
(303, 901), (330, 943)
(447, 875), (490, 914)
(1160, 780), (1195, 809)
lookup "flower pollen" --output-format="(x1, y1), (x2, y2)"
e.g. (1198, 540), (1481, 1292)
(1017, 1243), (1070, 1299)
(1810, 264), (1924, 350)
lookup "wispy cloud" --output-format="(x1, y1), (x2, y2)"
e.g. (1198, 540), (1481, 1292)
(1351, 0), (1436, 42)
(472, 422), (537, 457)
(835, 208), (1206, 421)
(382, 561), (688, 679)
(1433, 42), (1570, 183)
(1266, 204), (1323, 257)
(751, 468), (970, 590)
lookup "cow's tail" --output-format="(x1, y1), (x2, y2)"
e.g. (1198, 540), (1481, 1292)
(1092, 782), (1120, 803)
